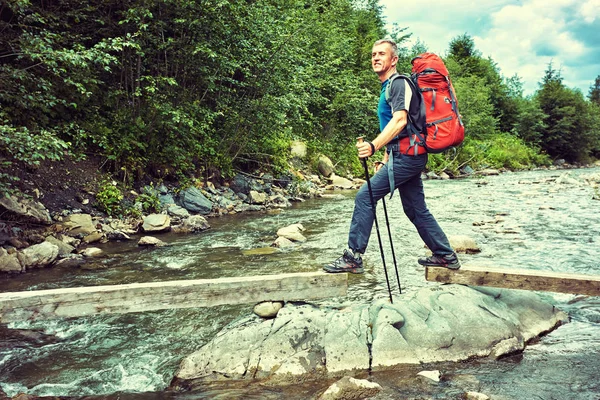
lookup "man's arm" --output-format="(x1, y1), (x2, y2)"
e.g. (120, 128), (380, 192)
(357, 110), (408, 159)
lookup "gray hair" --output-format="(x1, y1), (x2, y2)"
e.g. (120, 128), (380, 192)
(373, 39), (398, 58)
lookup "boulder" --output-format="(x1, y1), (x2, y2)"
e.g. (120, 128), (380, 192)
(63, 214), (97, 236)
(317, 154), (335, 178)
(0, 247), (23, 273)
(173, 285), (567, 383)
(179, 187), (213, 214)
(230, 174), (251, 195)
(18, 242), (59, 269)
(179, 215), (210, 233)
(276, 223), (306, 242)
(167, 205), (191, 218)
(142, 214), (171, 233)
(44, 235), (75, 256)
(0, 194), (52, 225)
(248, 190), (267, 205)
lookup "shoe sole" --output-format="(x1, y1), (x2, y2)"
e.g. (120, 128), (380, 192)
(323, 266), (364, 274)
(419, 262), (461, 270)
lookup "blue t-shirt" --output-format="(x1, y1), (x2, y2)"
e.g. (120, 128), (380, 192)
(377, 76), (424, 138)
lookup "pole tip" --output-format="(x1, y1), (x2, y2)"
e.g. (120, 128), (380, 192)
(356, 136), (364, 143)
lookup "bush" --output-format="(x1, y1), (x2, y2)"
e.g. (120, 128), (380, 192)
(95, 179), (124, 216)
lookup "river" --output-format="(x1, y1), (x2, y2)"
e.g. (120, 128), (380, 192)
(1, 167), (599, 399)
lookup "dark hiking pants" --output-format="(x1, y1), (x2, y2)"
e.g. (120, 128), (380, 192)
(347, 150), (454, 256)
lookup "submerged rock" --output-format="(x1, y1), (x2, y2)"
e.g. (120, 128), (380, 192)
(173, 285), (568, 385)
(318, 376), (382, 400)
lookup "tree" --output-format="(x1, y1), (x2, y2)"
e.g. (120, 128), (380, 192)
(589, 75), (600, 106)
(537, 63), (598, 162)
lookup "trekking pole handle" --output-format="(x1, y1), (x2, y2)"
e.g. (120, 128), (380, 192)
(356, 137), (375, 158)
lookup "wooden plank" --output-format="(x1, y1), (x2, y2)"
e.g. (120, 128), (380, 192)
(0, 272), (347, 323)
(426, 265), (600, 296)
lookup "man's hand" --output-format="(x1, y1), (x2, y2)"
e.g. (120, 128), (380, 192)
(374, 161), (385, 173)
(356, 140), (375, 159)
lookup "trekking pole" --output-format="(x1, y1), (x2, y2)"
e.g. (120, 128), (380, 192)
(357, 137), (393, 304)
(380, 196), (402, 294)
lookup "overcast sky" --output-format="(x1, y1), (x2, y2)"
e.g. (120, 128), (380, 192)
(379, 0), (600, 96)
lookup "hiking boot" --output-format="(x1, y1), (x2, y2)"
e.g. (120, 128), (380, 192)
(418, 253), (461, 270)
(323, 250), (364, 274)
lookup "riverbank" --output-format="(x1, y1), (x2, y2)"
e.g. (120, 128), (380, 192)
(1, 151), (599, 275)
(1, 166), (599, 399)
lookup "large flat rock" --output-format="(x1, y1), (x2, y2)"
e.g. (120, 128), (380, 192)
(173, 285), (568, 385)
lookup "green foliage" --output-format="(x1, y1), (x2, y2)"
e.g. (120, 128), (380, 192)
(537, 63), (600, 162)
(136, 192), (160, 215)
(0, 125), (70, 166)
(95, 179), (124, 217)
(483, 133), (551, 169)
(0, 0), (598, 194)
(590, 76), (600, 106)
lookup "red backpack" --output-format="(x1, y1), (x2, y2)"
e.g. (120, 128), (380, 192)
(386, 53), (464, 154)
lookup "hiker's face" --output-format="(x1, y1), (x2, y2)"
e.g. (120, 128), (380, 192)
(371, 43), (397, 76)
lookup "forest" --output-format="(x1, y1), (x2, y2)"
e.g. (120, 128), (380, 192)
(2, 0), (600, 196)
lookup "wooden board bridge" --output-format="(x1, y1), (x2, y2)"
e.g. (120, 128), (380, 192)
(1, 266), (599, 324)
(426, 265), (600, 296)
(0, 272), (347, 323)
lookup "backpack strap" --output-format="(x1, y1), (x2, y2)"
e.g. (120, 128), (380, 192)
(384, 73), (426, 155)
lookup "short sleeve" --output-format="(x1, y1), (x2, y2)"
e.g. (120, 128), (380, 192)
(387, 77), (413, 114)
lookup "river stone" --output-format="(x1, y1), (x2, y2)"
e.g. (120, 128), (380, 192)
(181, 215), (210, 232)
(105, 230), (131, 241)
(0, 194), (52, 225)
(317, 154), (335, 177)
(138, 236), (168, 247)
(269, 194), (292, 208)
(142, 214), (171, 232)
(62, 214), (97, 236)
(230, 174), (251, 195)
(466, 392), (490, 400)
(276, 223), (306, 242)
(318, 377), (382, 400)
(54, 254), (85, 268)
(248, 190), (267, 205)
(253, 301), (284, 318)
(272, 236), (294, 248)
(83, 231), (104, 244)
(329, 174), (354, 189)
(179, 187), (213, 214)
(81, 247), (103, 257)
(174, 285), (568, 383)
(449, 235), (481, 254)
(417, 370), (441, 382)
(18, 241), (59, 269)
(44, 235), (75, 256)
(167, 205), (190, 218)
(0, 247), (23, 273)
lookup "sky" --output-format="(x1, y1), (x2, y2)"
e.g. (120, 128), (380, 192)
(379, 0), (600, 95)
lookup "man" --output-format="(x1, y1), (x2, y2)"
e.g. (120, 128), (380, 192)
(324, 38), (460, 274)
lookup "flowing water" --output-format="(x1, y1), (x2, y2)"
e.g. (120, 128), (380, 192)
(1, 167), (599, 399)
